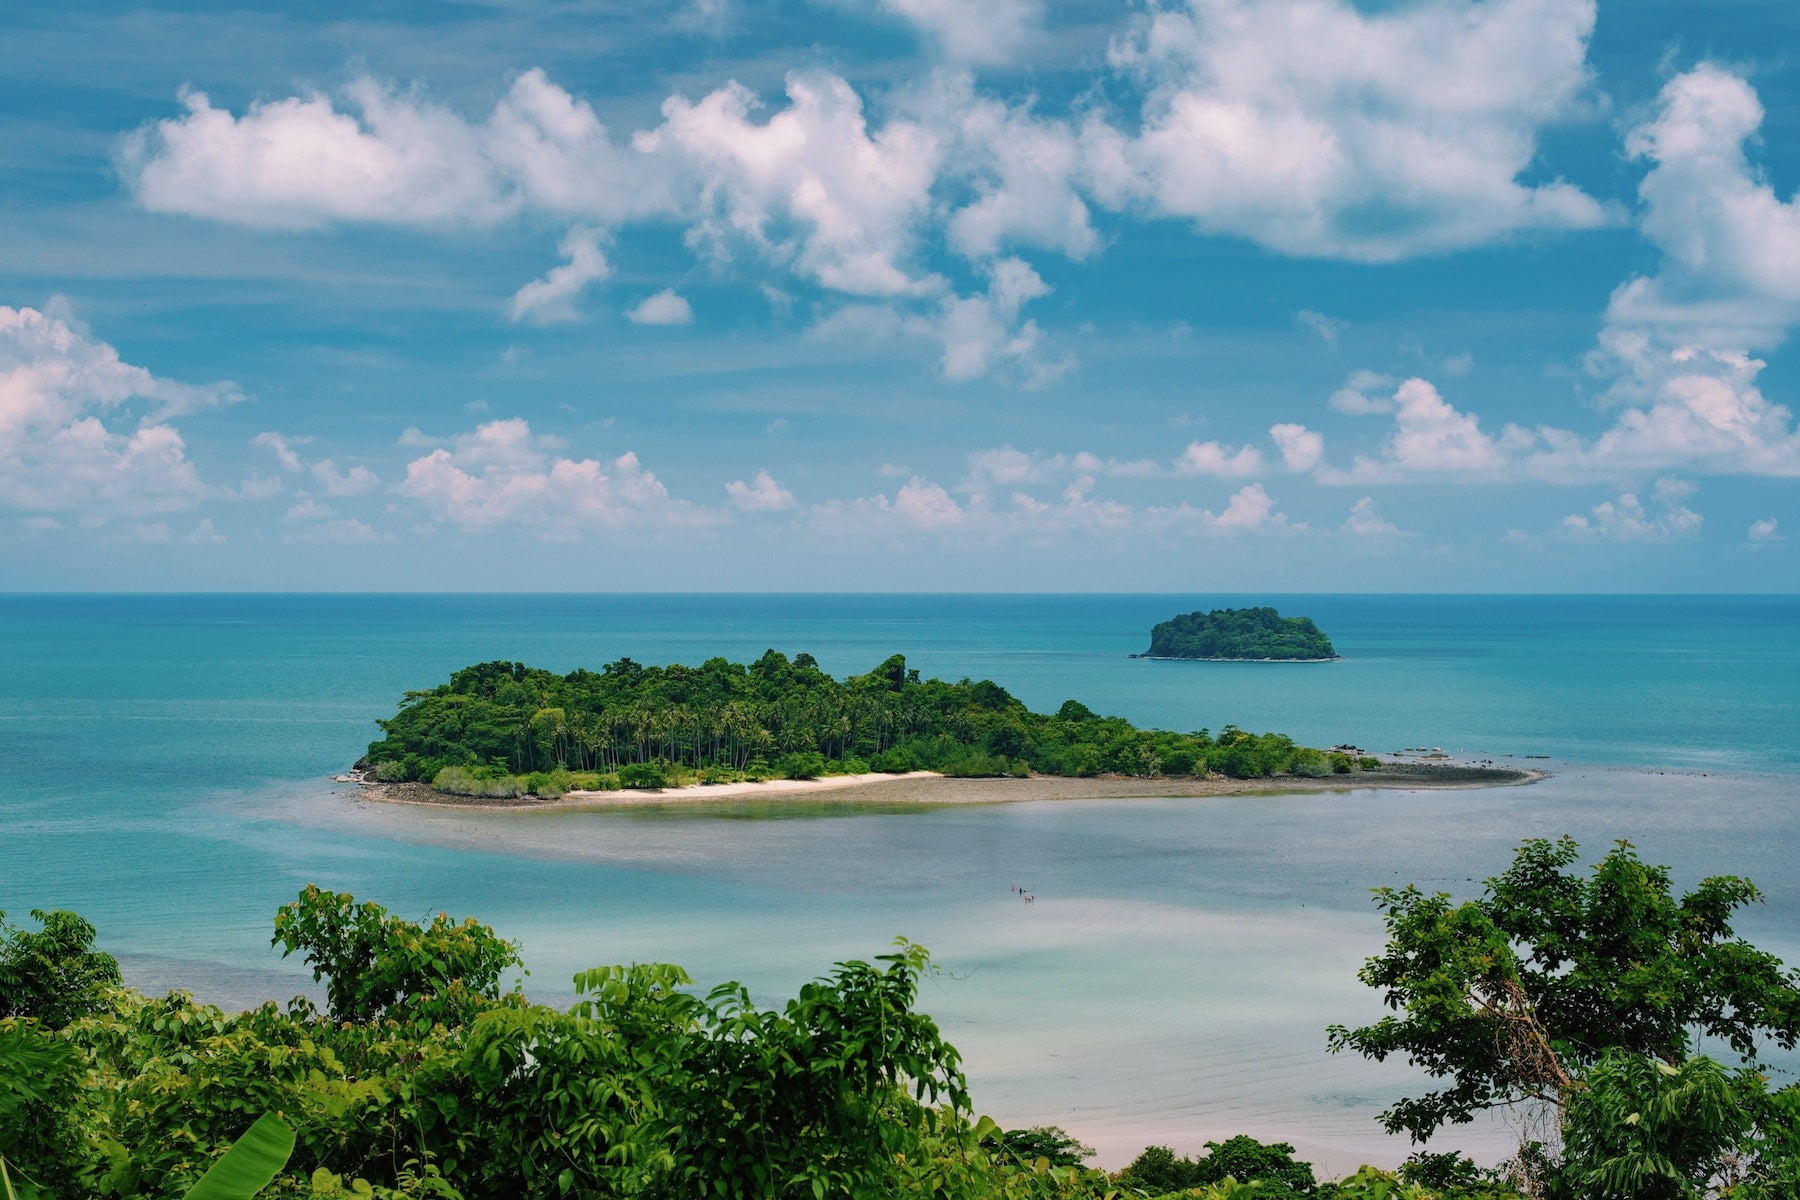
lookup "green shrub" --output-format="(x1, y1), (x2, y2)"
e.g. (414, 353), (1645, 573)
(773, 751), (827, 780)
(373, 759), (408, 782)
(432, 766), (526, 798)
(870, 748), (918, 773)
(1287, 748), (1333, 777)
(616, 761), (670, 789)
(1357, 756), (1381, 770)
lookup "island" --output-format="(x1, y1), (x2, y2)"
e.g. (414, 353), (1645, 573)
(1137, 606), (1339, 661)
(360, 650), (1390, 801)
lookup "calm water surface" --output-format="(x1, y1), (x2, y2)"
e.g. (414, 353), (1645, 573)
(3, 594), (1797, 1168)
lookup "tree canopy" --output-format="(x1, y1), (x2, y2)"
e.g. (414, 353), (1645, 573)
(366, 650), (1359, 797)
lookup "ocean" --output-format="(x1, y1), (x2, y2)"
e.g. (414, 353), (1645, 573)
(3, 593), (1797, 1169)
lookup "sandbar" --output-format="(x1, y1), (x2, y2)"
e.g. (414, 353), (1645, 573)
(351, 763), (1544, 812)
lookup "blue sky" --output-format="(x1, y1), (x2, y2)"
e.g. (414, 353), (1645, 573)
(2, 0), (1798, 590)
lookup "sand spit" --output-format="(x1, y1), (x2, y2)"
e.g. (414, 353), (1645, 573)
(349, 763), (1545, 813)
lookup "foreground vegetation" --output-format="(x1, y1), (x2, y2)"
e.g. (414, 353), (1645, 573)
(5, 837), (1798, 1198)
(365, 652), (1375, 798)
(1142, 609), (1338, 662)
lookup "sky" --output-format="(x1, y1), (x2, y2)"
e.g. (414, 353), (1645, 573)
(2, 0), (1799, 591)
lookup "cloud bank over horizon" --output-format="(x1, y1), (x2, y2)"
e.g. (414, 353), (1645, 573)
(1, 0), (1796, 588)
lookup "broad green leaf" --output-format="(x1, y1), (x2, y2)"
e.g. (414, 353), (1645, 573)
(181, 1113), (296, 1200)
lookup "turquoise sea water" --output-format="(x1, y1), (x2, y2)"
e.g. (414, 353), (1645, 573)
(3, 594), (1798, 1168)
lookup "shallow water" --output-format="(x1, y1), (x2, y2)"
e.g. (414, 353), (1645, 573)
(3, 594), (1798, 1168)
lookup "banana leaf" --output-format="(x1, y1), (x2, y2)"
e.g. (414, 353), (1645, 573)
(181, 1113), (295, 1200)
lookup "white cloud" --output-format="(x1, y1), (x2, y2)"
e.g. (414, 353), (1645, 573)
(1269, 422), (1323, 473)
(1175, 440), (1262, 477)
(628, 289), (694, 326)
(930, 257), (1067, 383)
(1090, 0), (1609, 262)
(122, 71), (673, 231)
(805, 475), (1294, 543)
(813, 257), (1070, 385)
(1561, 478), (1702, 542)
(1748, 517), (1779, 543)
(123, 521), (172, 543)
(876, 0), (1041, 64)
(898, 73), (1097, 262)
(1328, 369), (1396, 415)
(310, 459), (381, 497)
(397, 417), (721, 539)
(1208, 482), (1279, 531)
(285, 496), (336, 521)
(1343, 495), (1405, 539)
(185, 517), (225, 544)
(1296, 309), (1346, 348)
(725, 469), (795, 511)
(289, 517), (391, 544)
(893, 477), (965, 528)
(252, 431), (304, 472)
(1563, 66), (1800, 480)
(644, 70), (941, 297)
(0, 305), (218, 523)
(960, 446), (1157, 502)
(236, 475), (283, 501)
(1326, 377), (1525, 482)
(509, 226), (611, 324)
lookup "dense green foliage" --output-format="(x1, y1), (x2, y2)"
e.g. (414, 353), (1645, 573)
(366, 651), (1352, 793)
(18, 840), (1797, 1199)
(0, 909), (121, 1028)
(0, 893), (1518, 1200)
(1330, 837), (1800, 1198)
(1143, 609), (1338, 661)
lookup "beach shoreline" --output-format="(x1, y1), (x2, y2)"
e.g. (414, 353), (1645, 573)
(346, 762), (1546, 812)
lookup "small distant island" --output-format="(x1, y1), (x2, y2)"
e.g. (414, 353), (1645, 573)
(1136, 607), (1340, 661)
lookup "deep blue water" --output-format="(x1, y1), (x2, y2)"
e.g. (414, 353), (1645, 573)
(3, 594), (1798, 1167)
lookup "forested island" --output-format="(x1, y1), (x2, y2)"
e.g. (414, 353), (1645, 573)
(1139, 607), (1339, 661)
(363, 651), (1379, 800)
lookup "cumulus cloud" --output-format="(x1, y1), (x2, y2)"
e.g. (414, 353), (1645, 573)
(1269, 422), (1323, 472)
(310, 459), (381, 496)
(806, 475), (1293, 543)
(289, 517), (391, 544)
(628, 289), (694, 326)
(122, 71), (674, 231)
(1342, 495), (1405, 539)
(876, 0), (1042, 64)
(895, 73), (1098, 262)
(1561, 478), (1703, 542)
(397, 417), (721, 539)
(1748, 517), (1779, 543)
(931, 257), (1067, 383)
(959, 446), (1158, 504)
(1323, 377), (1527, 482)
(1328, 369), (1396, 415)
(812, 257), (1070, 384)
(725, 469), (795, 511)
(1175, 440), (1262, 477)
(1089, 0), (1610, 262)
(1564, 66), (1800, 480)
(645, 70), (941, 297)
(185, 517), (225, 544)
(509, 226), (611, 324)
(252, 431), (304, 472)
(0, 305), (225, 523)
